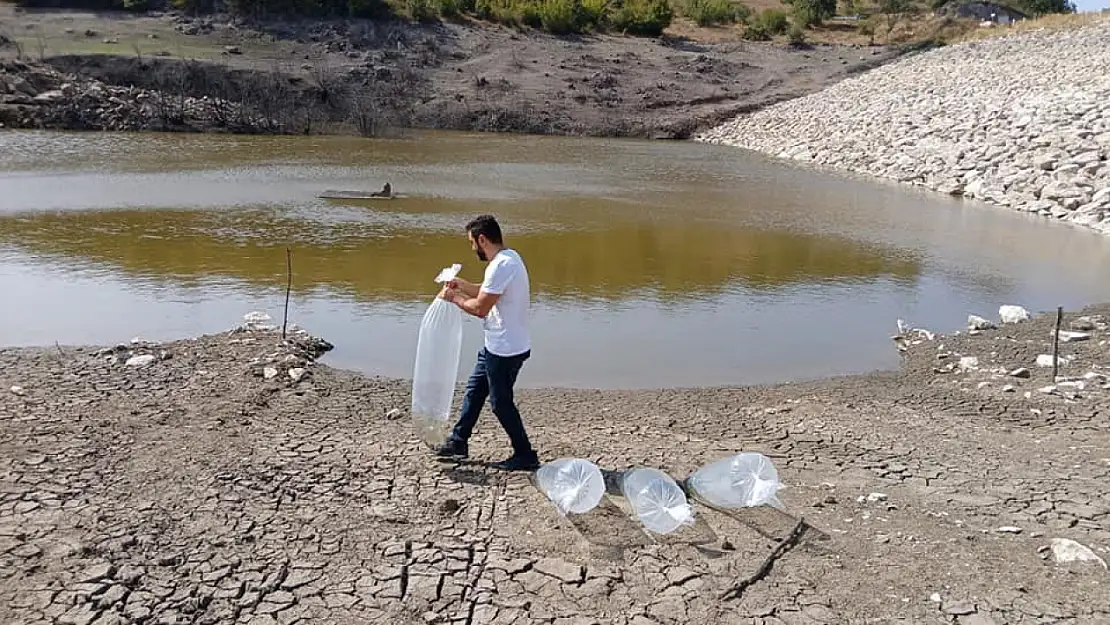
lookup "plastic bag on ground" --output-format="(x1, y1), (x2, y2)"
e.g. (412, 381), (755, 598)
(535, 458), (606, 515)
(621, 467), (695, 534)
(410, 263), (464, 449)
(687, 452), (784, 510)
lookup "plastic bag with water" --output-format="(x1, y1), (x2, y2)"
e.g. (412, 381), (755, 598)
(686, 452), (784, 509)
(621, 467), (695, 534)
(535, 458), (606, 515)
(410, 264), (464, 449)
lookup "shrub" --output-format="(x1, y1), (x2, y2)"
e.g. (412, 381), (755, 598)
(755, 7), (788, 32)
(538, 0), (583, 33)
(579, 0), (608, 28)
(742, 21), (769, 39)
(782, 0), (834, 25)
(437, 0), (461, 16)
(609, 0), (673, 35)
(405, 0), (438, 20)
(682, 0), (736, 26)
(787, 22), (806, 44)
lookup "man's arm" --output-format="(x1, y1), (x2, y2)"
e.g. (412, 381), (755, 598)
(452, 290), (499, 319)
(448, 278), (481, 299)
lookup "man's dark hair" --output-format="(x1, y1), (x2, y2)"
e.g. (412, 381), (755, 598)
(466, 214), (503, 245)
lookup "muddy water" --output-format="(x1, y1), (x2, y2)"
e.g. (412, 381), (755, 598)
(2, 129), (1109, 389)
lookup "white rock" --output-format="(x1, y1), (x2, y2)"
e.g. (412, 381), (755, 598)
(10, 385), (25, 395)
(125, 354), (156, 367)
(1056, 330), (1091, 342)
(996, 526), (1022, 534)
(1050, 538), (1108, 569)
(968, 315), (995, 330)
(263, 367), (279, 380)
(1036, 354), (1071, 368)
(959, 356), (980, 370)
(244, 311), (272, 324)
(289, 368), (306, 382)
(999, 305), (1030, 324)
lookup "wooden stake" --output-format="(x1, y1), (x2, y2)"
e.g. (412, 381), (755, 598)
(1052, 306), (1063, 381)
(282, 247), (292, 339)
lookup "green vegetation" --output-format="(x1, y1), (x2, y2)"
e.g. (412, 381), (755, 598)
(678, 0), (744, 26)
(0, 0), (1078, 40)
(2, 0), (674, 35)
(781, 0), (834, 26)
(467, 0), (674, 35)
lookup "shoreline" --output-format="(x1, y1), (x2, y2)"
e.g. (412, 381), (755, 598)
(696, 17), (1110, 238)
(2, 306), (1109, 624)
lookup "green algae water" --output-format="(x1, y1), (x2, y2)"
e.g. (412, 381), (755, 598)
(2, 129), (1109, 388)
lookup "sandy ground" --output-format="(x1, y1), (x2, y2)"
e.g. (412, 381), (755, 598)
(0, 5), (902, 137)
(1, 305), (1109, 625)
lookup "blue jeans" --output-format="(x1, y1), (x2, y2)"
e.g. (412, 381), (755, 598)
(450, 347), (535, 456)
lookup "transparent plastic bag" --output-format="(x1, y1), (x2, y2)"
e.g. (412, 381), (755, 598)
(410, 263), (463, 449)
(621, 467), (695, 534)
(686, 452), (784, 510)
(535, 458), (606, 515)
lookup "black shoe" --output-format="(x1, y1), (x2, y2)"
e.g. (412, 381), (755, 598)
(491, 452), (540, 472)
(435, 438), (468, 459)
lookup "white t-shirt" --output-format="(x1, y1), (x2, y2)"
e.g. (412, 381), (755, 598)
(480, 249), (531, 357)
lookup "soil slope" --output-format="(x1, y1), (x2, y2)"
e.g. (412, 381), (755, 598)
(0, 6), (902, 138)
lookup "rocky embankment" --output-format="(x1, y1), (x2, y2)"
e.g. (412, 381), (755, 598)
(0, 60), (268, 132)
(697, 19), (1110, 237)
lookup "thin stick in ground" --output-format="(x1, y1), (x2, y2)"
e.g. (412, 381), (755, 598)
(282, 247), (292, 339)
(1052, 306), (1063, 381)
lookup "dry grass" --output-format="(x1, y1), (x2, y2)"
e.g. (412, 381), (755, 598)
(950, 10), (1109, 43)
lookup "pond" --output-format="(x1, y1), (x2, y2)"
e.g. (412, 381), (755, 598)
(2, 129), (1108, 388)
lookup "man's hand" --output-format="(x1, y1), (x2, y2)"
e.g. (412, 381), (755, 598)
(447, 278), (480, 299)
(438, 285), (456, 301)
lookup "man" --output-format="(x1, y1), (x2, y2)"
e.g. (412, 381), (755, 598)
(435, 214), (540, 471)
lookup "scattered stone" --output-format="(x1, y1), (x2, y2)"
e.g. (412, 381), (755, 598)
(696, 21), (1110, 240)
(959, 356), (980, 370)
(1056, 330), (1091, 342)
(999, 306), (1031, 324)
(996, 526), (1022, 534)
(1049, 538), (1108, 569)
(944, 600), (976, 615)
(959, 614), (1000, 625)
(1036, 354), (1071, 368)
(1008, 367), (1031, 378)
(78, 562), (115, 583)
(534, 558), (584, 584)
(10, 385), (25, 395)
(967, 315), (995, 330)
(264, 367), (279, 380)
(289, 368), (306, 382)
(125, 354), (156, 367)
(1070, 316), (1098, 331)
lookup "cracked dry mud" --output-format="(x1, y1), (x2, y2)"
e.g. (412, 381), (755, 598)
(2, 307), (1109, 625)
